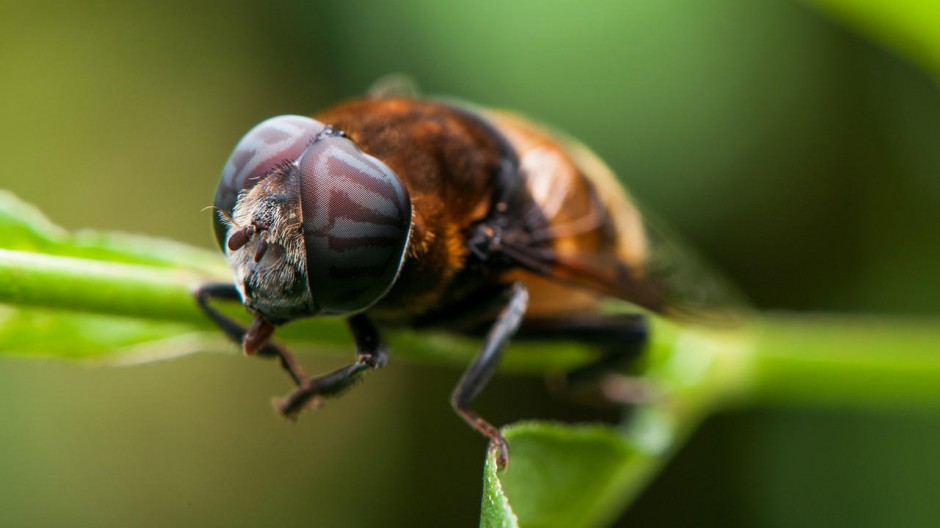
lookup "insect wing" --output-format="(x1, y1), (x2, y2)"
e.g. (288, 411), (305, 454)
(489, 110), (748, 326)
(568, 142), (748, 325)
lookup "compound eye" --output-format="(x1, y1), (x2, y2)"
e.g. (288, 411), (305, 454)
(213, 115), (325, 249)
(298, 134), (412, 314)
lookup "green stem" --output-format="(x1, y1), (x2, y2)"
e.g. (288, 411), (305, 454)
(0, 248), (210, 325)
(742, 315), (940, 409)
(0, 246), (595, 370)
(3, 247), (940, 410)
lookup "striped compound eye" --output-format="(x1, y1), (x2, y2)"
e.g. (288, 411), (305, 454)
(298, 127), (412, 314)
(213, 115), (325, 249)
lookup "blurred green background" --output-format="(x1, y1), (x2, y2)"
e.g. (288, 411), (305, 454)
(1, 0), (938, 526)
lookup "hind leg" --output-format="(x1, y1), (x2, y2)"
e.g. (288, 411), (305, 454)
(516, 313), (651, 402)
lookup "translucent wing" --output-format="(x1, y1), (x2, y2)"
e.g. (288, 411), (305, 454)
(485, 110), (749, 327)
(365, 74), (421, 99)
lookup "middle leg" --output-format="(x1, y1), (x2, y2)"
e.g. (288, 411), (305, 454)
(275, 313), (389, 420)
(451, 281), (529, 469)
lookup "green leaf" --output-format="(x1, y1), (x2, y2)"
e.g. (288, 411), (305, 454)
(0, 306), (217, 362)
(801, 0), (940, 81)
(0, 190), (226, 273)
(480, 317), (751, 526)
(485, 423), (637, 528)
(481, 450), (519, 528)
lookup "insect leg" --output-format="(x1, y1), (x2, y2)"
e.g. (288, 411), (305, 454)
(451, 281), (529, 470)
(192, 282), (307, 385)
(516, 313), (649, 385)
(274, 314), (388, 420)
(515, 313), (651, 404)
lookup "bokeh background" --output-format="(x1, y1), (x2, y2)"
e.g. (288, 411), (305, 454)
(1, 0), (938, 526)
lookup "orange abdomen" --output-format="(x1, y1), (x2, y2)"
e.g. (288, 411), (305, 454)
(485, 111), (653, 317)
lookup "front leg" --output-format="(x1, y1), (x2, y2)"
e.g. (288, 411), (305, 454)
(451, 281), (529, 469)
(193, 282), (307, 385)
(275, 314), (389, 420)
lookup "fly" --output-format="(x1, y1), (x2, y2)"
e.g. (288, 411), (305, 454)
(194, 88), (740, 469)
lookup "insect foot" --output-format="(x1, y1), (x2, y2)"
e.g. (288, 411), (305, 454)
(490, 434), (510, 470)
(273, 391), (324, 422)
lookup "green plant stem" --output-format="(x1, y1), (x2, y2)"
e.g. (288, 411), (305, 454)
(0, 248), (211, 325)
(3, 247), (940, 410)
(744, 315), (940, 409)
